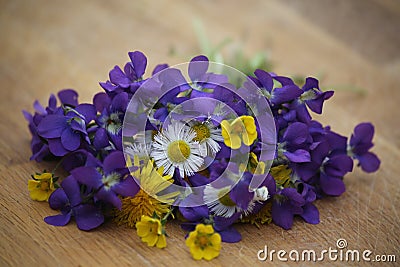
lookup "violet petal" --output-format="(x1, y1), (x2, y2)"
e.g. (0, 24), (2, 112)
(272, 200), (294, 230)
(320, 173), (345, 196)
(103, 151), (126, 174)
(74, 204), (104, 231)
(61, 129), (80, 151)
(218, 227), (242, 243)
(284, 149), (311, 163)
(71, 167), (103, 189)
(48, 188), (68, 210)
(44, 213), (71, 226)
(129, 51), (147, 78)
(188, 55), (208, 81)
(61, 175), (82, 206)
(358, 152), (380, 173)
(96, 187), (122, 210)
(112, 176), (139, 197)
(37, 114), (67, 138)
(300, 203), (320, 224)
(48, 138), (69, 156)
(58, 89), (79, 107)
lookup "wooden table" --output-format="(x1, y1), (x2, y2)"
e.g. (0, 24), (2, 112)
(1, 0), (399, 266)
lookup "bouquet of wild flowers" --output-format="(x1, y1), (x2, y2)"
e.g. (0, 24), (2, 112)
(24, 51), (380, 260)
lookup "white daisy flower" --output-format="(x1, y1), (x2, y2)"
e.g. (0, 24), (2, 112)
(151, 121), (204, 177)
(204, 184), (270, 218)
(204, 185), (240, 218)
(189, 119), (223, 157)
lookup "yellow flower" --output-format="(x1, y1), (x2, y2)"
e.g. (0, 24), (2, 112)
(240, 152), (266, 174)
(136, 215), (167, 248)
(185, 224), (221, 261)
(114, 156), (179, 227)
(221, 115), (257, 149)
(27, 172), (55, 202)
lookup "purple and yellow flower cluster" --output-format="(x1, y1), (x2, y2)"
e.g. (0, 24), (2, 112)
(24, 51), (380, 260)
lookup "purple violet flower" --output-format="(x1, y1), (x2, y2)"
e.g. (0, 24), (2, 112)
(187, 55), (229, 94)
(100, 51), (147, 95)
(71, 151), (139, 210)
(272, 187), (305, 230)
(252, 69), (303, 106)
(300, 77), (334, 114)
(36, 103), (96, 156)
(93, 92), (128, 150)
(23, 89), (89, 160)
(44, 175), (104, 231)
(271, 182), (319, 230)
(349, 123), (380, 173)
(279, 122), (312, 163)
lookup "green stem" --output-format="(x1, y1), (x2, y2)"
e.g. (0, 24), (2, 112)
(52, 156), (67, 174)
(162, 208), (175, 223)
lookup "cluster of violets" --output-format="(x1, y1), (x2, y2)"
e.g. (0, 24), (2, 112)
(24, 51), (380, 260)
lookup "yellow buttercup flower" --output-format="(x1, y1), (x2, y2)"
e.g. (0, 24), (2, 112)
(221, 115), (257, 149)
(27, 172), (55, 202)
(240, 152), (266, 174)
(185, 224), (221, 261)
(136, 215), (167, 248)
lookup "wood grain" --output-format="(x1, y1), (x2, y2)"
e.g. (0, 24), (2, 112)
(1, 0), (399, 266)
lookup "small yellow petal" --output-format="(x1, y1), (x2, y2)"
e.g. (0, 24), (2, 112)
(140, 215), (153, 223)
(33, 172), (52, 180)
(29, 189), (48, 201)
(195, 224), (207, 232)
(249, 132), (257, 142)
(220, 120), (231, 132)
(186, 231), (197, 247)
(242, 131), (250, 146)
(142, 233), (158, 247)
(190, 245), (204, 260)
(209, 233), (221, 245)
(230, 135), (242, 149)
(223, 136), (232, 148)
(156, 222), (163, 236)
(242, 117), (256, 132)
(203, 246), (220, 260)
(136, 223), (150, 237)
(231, 117), (242, 126)
(202, 225), (214, 234)
(28, 180), (39, 191)
(156, 234), (167, 248)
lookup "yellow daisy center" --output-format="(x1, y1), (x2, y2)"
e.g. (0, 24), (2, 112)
(167, 140), (191, 163)
(192, 124), (211, 142)
(217, 187), (236, 207)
